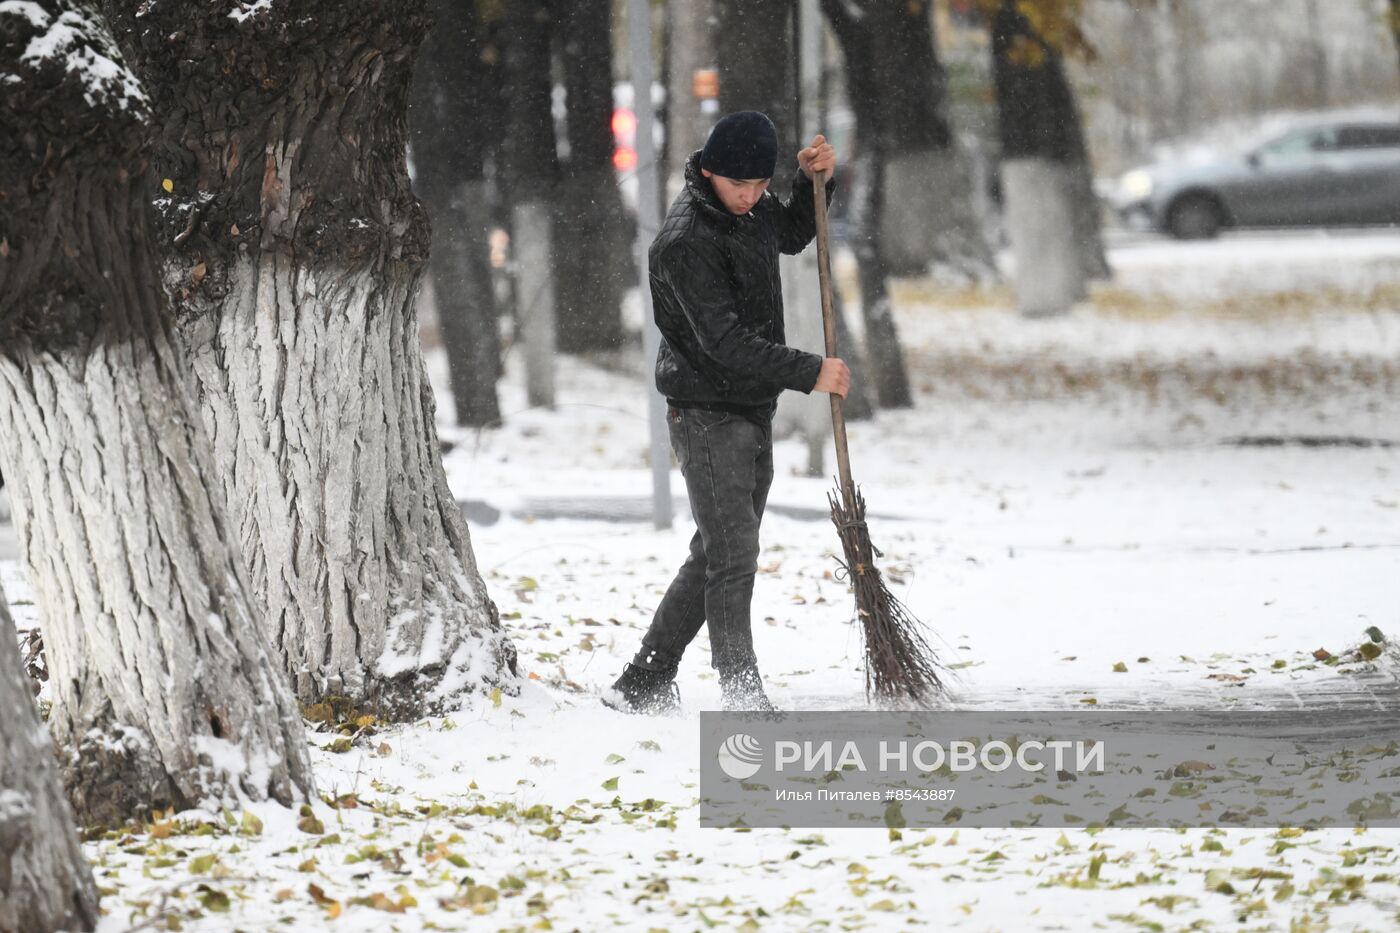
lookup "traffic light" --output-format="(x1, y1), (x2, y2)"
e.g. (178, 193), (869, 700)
(612, 107), (638, 172)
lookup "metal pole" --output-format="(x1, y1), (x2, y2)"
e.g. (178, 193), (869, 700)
(631, 0), (673, 530)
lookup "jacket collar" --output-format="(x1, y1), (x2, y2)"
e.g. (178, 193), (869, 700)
(684, 150), (741, 227)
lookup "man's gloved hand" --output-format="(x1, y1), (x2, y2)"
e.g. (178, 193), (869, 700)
(814, 357), (851, 398)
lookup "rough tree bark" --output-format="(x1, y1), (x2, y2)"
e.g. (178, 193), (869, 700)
(100, 0), (518, 717)
(0, 0), (313, 825)
(1, 587), (98, 933)
(554, 0), (630, 354)
(990, 0), (1108, 317)
(410, 0), (504, 427)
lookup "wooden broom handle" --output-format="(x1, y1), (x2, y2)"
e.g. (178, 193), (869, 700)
(812, 168), (856, 507)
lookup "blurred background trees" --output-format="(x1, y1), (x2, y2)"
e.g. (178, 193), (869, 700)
(404, 0), (1398, 418)
(411, 0), (506, 427)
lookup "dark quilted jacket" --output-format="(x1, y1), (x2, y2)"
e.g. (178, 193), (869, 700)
(650, 150), (835, 409)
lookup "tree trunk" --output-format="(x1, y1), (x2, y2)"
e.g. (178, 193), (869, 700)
(1390, 0), (1400, 81)
(0, 0), (313, 824)
(849, 149), (913, 407)
(822, 0), (958, 409)
(1168, 0), (1199, 141)
(822, 0), (995, 280)
(501, 0), (560, 409)
(716, 0), (798, 147)
(828, 277), (875, 421)
(1001, 158), (1081, 316)
(1, 587), (99, 933)
(664, 0), (716, 191)
(1069, 154), (1110, 285)
(554, 0), (630, 354)
(409, 0), (504, 427)
(990, 0), (1107, 317)
(1301, 0), (1329, 107)
(101, 0), (518, 718)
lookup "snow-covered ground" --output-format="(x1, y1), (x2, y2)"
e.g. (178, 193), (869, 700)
(4, 231), (1399, 930)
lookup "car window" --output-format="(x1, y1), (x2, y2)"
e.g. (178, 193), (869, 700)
(1336, 125), (1400, 150)
(1258, 127), (1337, 158)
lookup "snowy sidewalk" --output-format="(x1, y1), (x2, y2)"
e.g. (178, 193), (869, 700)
(4, 233), (1399, 931)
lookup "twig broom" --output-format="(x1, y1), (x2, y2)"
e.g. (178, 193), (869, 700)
(811, 169), (947, 705)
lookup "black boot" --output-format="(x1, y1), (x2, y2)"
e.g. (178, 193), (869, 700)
(719, 664), (777, 712)
(602, 662), (681, 715)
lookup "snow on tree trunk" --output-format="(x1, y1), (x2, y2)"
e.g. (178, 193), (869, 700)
(409, 0), (504, 428)
(0, 0), (313, 825)
(102, 0), (518, 717)
(0, 587), (99, 933)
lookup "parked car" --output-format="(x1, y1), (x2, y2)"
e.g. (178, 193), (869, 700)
(1111, 120), (1400, 239)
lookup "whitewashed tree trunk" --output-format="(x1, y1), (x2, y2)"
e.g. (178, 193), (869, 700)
(0, 309), (316, 824)
(1002, 158), (1084, 318)
(182, 255), (513, 712)
(104, 0), (519, 718)
(778, 252), (833, 477)
(1, 0), (313, 825)
(991, 1), (1104, 317)
(882, 149), (997, 282)
(0, 588), (99, 933)
(513, 201), (558, 411)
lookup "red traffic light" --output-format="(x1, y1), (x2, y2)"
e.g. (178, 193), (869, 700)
(612, 146), (638, 171)
(611, 108), (637, 140)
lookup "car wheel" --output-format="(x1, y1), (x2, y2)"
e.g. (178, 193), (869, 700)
(1167, 195), (1224, 240)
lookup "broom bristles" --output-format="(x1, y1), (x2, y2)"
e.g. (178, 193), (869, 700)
(828, 485), (945, 705)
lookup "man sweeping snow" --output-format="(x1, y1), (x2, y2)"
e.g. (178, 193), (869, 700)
(604, 111), (849, 714)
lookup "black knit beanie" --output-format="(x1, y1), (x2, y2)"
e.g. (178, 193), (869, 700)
(700, 111), (779, 180)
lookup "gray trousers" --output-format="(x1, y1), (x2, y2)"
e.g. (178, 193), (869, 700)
(634, 403), (774, 674)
